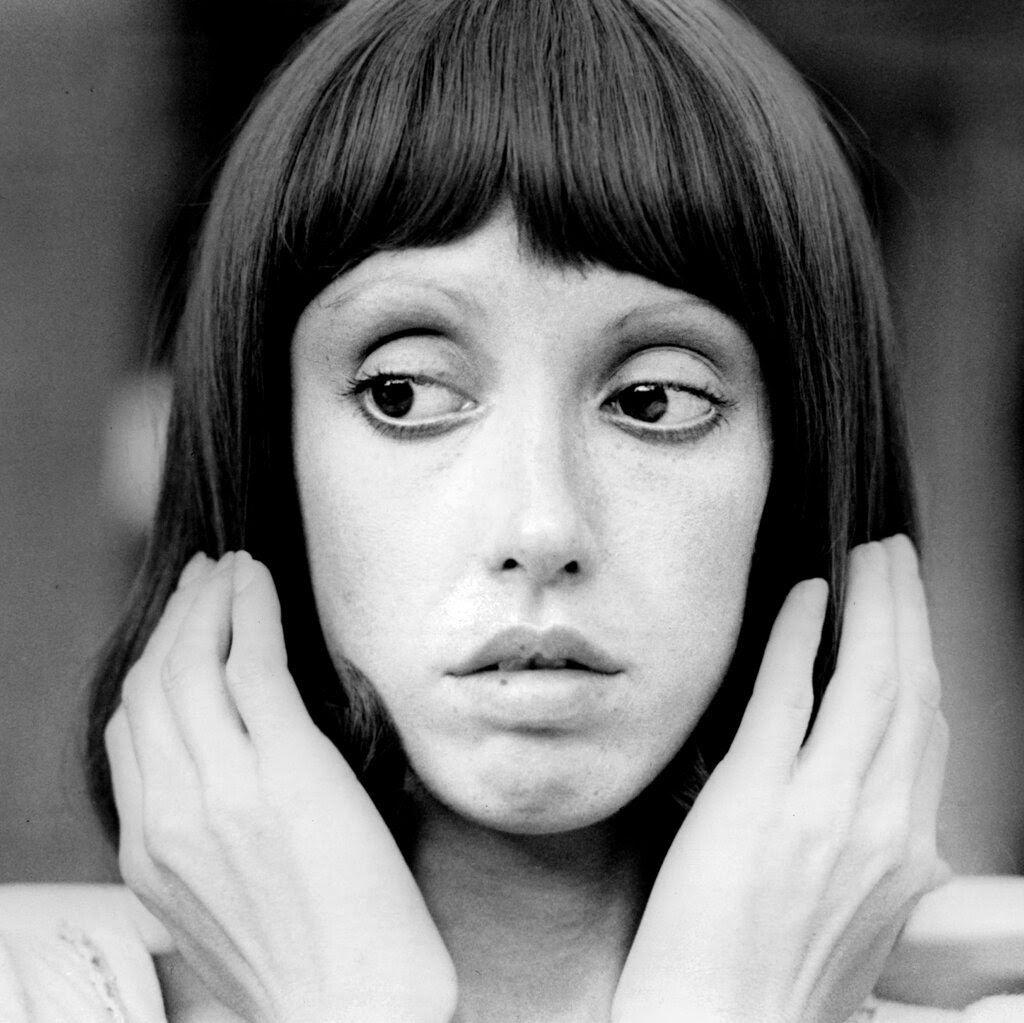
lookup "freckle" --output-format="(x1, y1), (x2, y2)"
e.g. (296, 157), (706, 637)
(499, 676), (509, 686)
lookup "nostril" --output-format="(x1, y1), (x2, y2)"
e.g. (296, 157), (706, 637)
(497, 556), (581, 575)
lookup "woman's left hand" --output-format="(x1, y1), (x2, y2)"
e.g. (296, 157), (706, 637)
(612, 536), (950, 1023)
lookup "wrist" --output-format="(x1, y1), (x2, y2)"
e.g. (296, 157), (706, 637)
(612, 992), (787, 1023)
(270, 973), (457, 1023)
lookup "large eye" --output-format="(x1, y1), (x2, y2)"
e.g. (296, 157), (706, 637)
(606, 382), (717, 428)
(360, 374), (473, 423)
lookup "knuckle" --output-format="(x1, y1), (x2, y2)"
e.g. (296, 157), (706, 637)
(225, 650), (279, 694)
(141, 806), (194, 866)
(867, 666), (899, 704)
(200, 777), (256, 828)
(779, 680), (815, 716)
(799, 775), (856, 837)
(265, 763), (311, 810)
(160, 644), (202, 698)
(223, 657), (256, 694)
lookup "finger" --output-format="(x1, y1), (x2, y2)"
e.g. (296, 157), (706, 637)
(225, 551), (310, 745)
(120, 557), (225, 794)
(104, 701), (199, 897)
(121, 645), (198, 795)
(909, 711), (949, 870)
(118, 551), (212, 728)
(136, 552), (216, 672)
(728, 577), (827, 774)
(104, 706), (146, 863)
(178, 550), (210, 588)
(162, 553), (251, 773)
(888, 535), (942, 762)
(917, 713), (949, 829)
(800, 540), (898, 781)
(170, 552), (235, 663)
(862, 536), (942, 809)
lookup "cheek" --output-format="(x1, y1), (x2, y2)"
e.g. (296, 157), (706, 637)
(294, 418), (458, 672)
(593, 453), (769, 757)
(604, 447), (768, 641)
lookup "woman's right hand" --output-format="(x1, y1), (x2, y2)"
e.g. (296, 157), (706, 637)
(105, 552), (457, 1023)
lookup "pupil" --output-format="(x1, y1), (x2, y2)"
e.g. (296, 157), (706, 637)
(620, 383), (667, 423)
(372, 378), (414, 418)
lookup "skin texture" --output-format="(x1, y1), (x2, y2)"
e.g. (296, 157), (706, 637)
(290, 209), (772, 837)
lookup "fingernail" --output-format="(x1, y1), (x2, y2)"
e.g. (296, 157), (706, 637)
(178, 552), (210, 587)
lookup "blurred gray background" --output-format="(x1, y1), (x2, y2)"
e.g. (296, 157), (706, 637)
(1, 0), (1022, 882)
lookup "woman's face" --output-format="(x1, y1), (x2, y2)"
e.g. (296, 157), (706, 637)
(292, 210), (771, 835)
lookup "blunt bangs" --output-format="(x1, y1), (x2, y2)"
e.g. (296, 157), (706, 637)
(238, 0), (858, 343)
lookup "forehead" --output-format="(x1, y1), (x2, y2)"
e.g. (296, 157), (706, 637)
(307, 209), (726, 327)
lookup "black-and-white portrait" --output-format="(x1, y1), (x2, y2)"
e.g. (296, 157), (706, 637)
(2, 1), (1023, 1019)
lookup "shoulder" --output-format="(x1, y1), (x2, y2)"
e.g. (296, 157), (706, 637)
(0, 884), (241, 1023)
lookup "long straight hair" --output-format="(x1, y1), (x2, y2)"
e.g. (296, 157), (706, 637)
(86, 0), (915, 842)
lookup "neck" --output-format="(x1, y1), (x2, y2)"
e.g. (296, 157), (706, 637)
(409, 793), (652, 1023)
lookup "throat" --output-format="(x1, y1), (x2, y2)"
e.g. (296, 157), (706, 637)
(409, 793), (649, 1022)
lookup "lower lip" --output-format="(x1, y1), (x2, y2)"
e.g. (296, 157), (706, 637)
(450, 669), (616, 728)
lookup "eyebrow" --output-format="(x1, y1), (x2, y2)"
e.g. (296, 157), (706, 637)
(323, 275), (487, 320)
(609, 296), (735, 334)
(605, 299), (753, 372)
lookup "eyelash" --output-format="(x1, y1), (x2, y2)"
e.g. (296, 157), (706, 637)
(341, 372), (735, 444)
(601, 381), (735, 445)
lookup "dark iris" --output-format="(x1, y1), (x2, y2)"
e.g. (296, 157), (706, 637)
(617, 383), (668, 423)
(370, 377), (415, 418)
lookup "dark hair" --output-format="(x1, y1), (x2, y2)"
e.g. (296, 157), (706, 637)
(86, 0), (915, 843)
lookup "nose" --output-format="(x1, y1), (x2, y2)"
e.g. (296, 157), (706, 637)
(480, 403), (596, 588)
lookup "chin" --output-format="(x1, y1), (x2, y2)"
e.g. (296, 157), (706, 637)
(410, 744), (655, 837)
(457, 794), (618, 836)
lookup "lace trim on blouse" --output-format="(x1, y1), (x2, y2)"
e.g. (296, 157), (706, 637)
(56, 922), (133, 1022)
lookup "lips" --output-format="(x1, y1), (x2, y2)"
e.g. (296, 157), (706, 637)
(451, 625), (622, 677)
